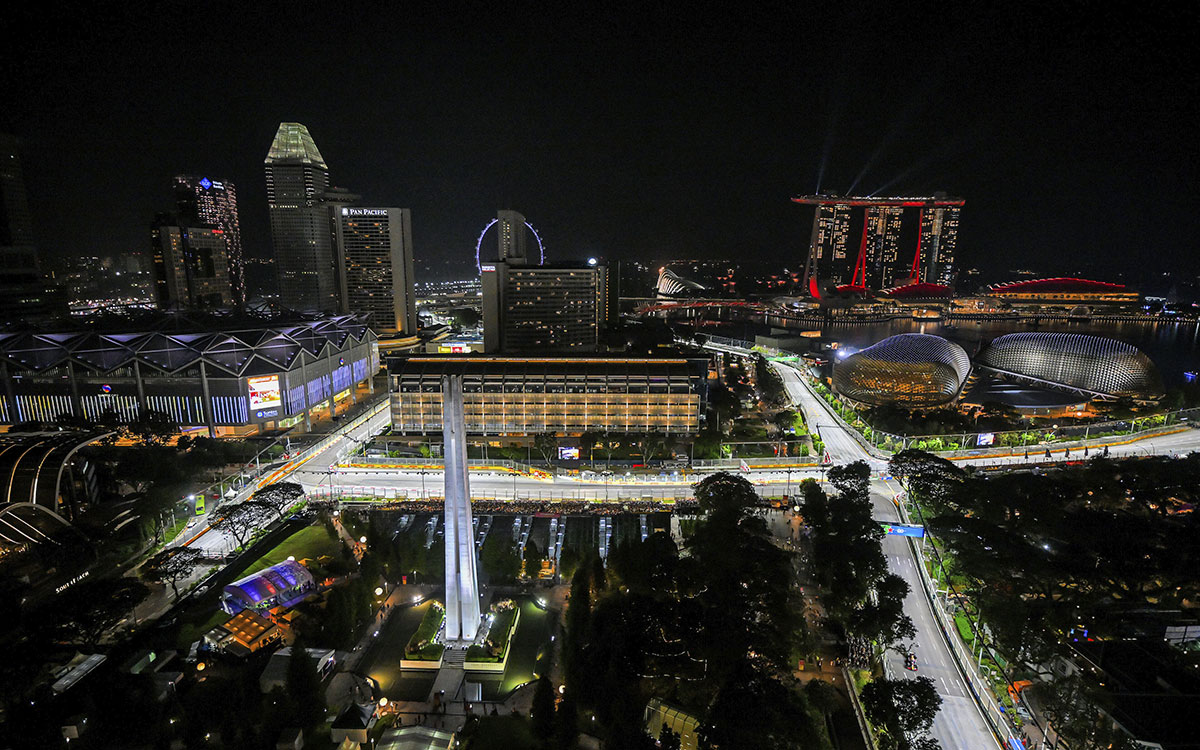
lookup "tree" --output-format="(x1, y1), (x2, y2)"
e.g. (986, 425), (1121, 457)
(693, 471), (758, 518)
(480, 530), (522, 583)
(123, 409), (179, 446)
(579, 431), (602, 462)
(658, 725), (682, 750)
(530, 675), (556, 741)
(252, 481), (305, 518)
(211, 500), (274, 551)
(554, 692), (580, 750)
(524, 539), (545, 575)
(286, 646), (326, 729)
(534, 432), (558, 463)
(141, 547), (204, 601)
(51, 578), (150, 646)
(860, 677), (942, 750)
(805, 679), (841, 724)
(772, 408), (798, 433)
(708, 382), (741, 423)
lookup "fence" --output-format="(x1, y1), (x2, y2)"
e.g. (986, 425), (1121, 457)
(185, 395), (391, 515)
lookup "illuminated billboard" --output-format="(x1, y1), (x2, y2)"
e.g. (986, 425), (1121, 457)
(248, 375), (282, 410)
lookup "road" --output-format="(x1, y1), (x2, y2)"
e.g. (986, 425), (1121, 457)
(776, 361), (1001, 749)
(181, 400), (390, 555)
(165, 360), (1198, 748)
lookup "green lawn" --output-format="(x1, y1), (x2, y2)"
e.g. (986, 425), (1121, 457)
(954, 613), (976, 644)
(234, 525), (343, 580)
(467, 606), (517, 662)
(404, 603), (445, 661)
(176, 608), (229, 648)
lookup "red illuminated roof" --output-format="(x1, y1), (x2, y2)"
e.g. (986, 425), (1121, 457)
(985, 277), (1128, 294)
(792, 195), (965, 208)
(877, 282), (953, 298)
(833, 284), (871, 296)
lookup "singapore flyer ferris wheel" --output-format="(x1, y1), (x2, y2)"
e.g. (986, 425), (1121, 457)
(474, 217), (546, 273)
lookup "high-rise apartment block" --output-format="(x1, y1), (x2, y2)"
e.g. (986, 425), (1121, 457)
(481, 261), (610, 352)
(265, 123), (337, 312)
(333, 207), (418, 336)
(496, 209), (530, 265)
(150, 214), (233, 308)
(173, 175), (245, 304)
(794, 194), (964, 295)
(0, 133), (62, 320)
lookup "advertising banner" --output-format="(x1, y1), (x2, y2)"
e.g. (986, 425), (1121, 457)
(247, 375), (282, 410)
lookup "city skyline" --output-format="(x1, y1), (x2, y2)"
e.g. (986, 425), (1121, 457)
(1, 6), (1195, 285)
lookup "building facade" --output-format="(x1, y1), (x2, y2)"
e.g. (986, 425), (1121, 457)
(174, 175), (245, 304)
(981, 277), (1140, 306)
(0, 133), (62, 320)
(482, 262), (610, 353)
(833, 333), (971, 408)
(389, 356), (706, 435)
(977, 332), (1161, 400)
(334, 207), (418, 335)
(265, 122), (338, 312)
(0, 315), (379, 435)
(496, 209), (529, 265)
(150, 214), (234, 309)
(794, 195), (964, 295)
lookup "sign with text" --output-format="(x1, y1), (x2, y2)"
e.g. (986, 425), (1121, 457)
(880, 522), (926, 538)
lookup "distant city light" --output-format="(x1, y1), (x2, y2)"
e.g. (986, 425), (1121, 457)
(587, 257), (598, 266)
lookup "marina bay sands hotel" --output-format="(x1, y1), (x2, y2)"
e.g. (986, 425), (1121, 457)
(794, 194), (964, 296)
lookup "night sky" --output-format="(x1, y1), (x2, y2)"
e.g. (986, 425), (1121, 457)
(3, 4), (1196, 284)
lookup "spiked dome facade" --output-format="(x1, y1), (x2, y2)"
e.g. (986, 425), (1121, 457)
(977, 332), (1161, 400)
(833, 333), (971, 408)
(0, 314), (378, 435)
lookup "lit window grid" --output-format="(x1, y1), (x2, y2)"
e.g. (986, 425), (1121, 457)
(391, 392), (699, 434)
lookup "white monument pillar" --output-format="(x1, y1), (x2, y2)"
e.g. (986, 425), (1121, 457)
(442, 374), (481, 641)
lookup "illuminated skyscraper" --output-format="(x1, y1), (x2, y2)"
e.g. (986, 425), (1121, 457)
(150, 213), (233, 309)
(795, 194), (964, 295)
(918, 205), (960, 286)
(265, 122), (336, 311)
(333, 207), (418, 336)
(174, 175), (245, 304)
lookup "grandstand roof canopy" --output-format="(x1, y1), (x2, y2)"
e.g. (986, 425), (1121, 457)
(0, 314), (372, 376)
(984, 277), (1128, 294)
